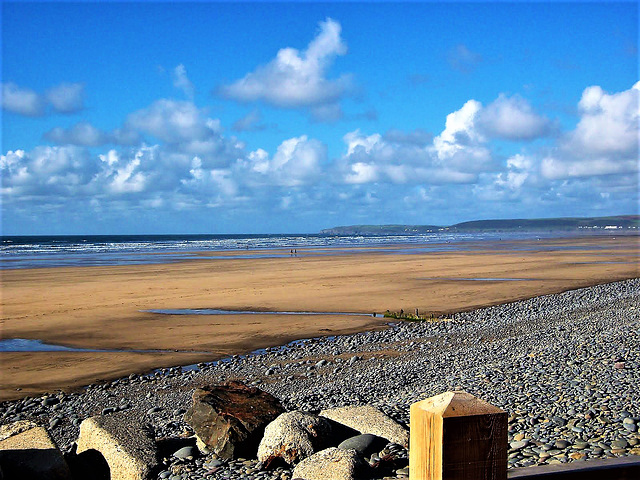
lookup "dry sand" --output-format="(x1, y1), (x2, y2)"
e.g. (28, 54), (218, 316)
(1, 235), (638, 400)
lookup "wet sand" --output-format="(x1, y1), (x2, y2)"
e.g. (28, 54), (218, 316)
(1, 235), (638, 400)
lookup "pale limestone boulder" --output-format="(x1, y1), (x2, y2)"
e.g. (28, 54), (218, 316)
(257, 411), (333, 468)
(292, 447), (369, 480)
(76, 413), (158, 480)
(0, 420), (71, 480)
(320, 405), (408, 447)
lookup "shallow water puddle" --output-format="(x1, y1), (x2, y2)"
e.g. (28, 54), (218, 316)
(145, 308), (383, 317)
(0, 339), (104, 352)
(0, 338), (208, 353)
(567, 261), (637, 265)
(418, 277), (534, 281)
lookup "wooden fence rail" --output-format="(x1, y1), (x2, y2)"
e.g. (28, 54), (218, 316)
(507, 456), (640, 480)
(409, 391), (639, 480)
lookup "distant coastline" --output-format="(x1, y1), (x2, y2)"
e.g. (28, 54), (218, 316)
(320, 214), (640, 235)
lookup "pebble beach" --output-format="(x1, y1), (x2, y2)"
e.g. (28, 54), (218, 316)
(1, 277), (638, 479)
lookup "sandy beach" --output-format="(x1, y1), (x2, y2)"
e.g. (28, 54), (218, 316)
(1, 235), (638, 400)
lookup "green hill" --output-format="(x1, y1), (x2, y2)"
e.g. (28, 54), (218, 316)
(320, 215), (639, 235)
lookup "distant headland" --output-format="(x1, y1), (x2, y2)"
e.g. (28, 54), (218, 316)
(320, 215), (640, 235)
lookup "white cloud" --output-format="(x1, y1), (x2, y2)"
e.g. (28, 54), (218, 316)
(432, 100), (494, 172)
(182, 159), (238, 200)
(433, 100), (483, 160)
(244, 135), (326, 186)
(127, 99), (214, 143)
(495, 154), (532, 190)
(477, 94), (554, 141)
(44, 122), (109, 146)
(100, 149), (148, 194)
(2, 81), (85, 116)
(4, 81), (638, 229)
(219, 18), (352, 117)
(344, 162), (379, 184)
(540, 82), (639, 180)
(44, 122), (141, 147)
(339, 125), (489, 186)
(1, 82), (44, 116)
(45, 83), (85, 113)
(172, 64), (195, 99)
(344, 130), (382, 156)
(566, 81), (639, 157)
(540, 155), (638, 180)
(1, 146), (95, 197)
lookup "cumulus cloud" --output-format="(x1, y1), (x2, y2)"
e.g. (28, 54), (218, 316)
(433, 100), (483, 158)
(45, 83), (85, 113)
(432, 100), (494, 172)
(477, 94), (555, 141)
(338, 125), (487, 186)
(45, 123), (108, 147)
(540, 154), (637, 180)
(2, 82), (85, 116)
(337, 94), (555, 187)
(495, 154), (534, 191)
(243, 135), (326, 186)
(4, 82), (638, 229)
(1, 82), (45, 116)
(1, 146), (95, 198)
(99, 149), (148, 194)
(566, 81), (639, 158)
(181, 156), (239, 202)
(44, 122), (142, 147)
(172, 64), (195, 99)
(541, 82), (639, 180)
(219, 18), (352, 119)
(3, 120), (246, 206)
(127, 99), (215, 143)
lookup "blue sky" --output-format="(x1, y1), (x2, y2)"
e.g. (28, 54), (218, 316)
(2, 1), (638, 234)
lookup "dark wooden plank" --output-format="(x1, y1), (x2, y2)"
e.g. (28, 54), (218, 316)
(507, 456), (640, 480)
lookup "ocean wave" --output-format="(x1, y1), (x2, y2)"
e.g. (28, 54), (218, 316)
(0, 231), (553, 269)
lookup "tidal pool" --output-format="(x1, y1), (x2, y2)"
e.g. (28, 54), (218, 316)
(145, 309), (383, 317)
(0, 338), (207, 353)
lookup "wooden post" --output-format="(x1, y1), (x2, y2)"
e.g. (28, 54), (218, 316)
(409, 391), (507, 480)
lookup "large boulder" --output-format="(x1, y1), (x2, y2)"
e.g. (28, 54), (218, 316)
(257, 411), (333, 468)
(320, 405), (409, 447)
(338, 434), (388, 457)
(292, 447), (370, 480)
(0, 420), (71, 480)
(76, 413), (158, 480)
(185, 381), (284, 459)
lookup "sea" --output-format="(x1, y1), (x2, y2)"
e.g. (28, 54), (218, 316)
(0, 230), (624, 270)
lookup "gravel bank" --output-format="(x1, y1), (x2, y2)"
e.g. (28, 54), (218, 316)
(1, 278), (638, 479)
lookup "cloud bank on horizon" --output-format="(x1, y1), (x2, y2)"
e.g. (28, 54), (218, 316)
(2, 6), (638, 234)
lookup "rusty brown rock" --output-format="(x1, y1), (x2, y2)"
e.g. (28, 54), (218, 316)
(185, 381), (284, 459)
